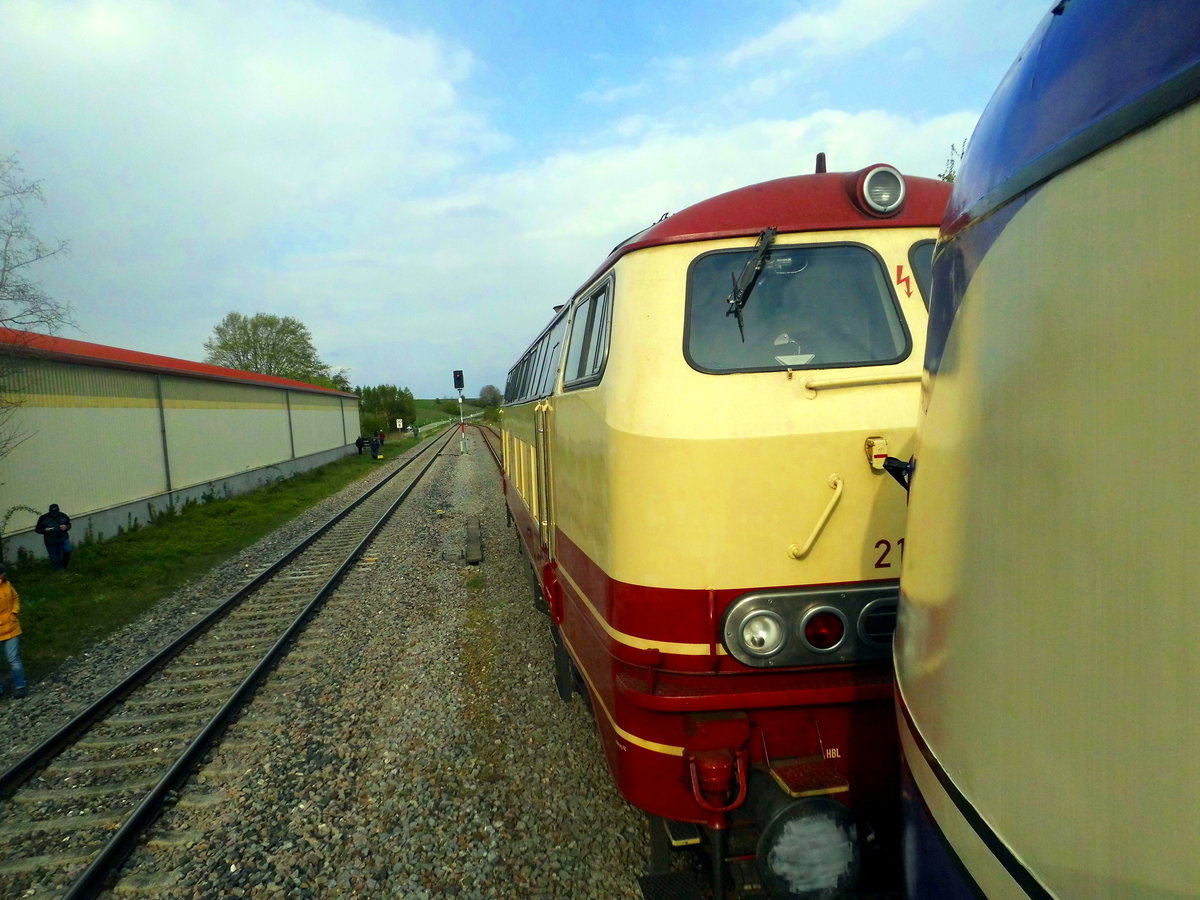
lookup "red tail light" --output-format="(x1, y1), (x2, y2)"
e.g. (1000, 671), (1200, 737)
(802, 609), (846, 651)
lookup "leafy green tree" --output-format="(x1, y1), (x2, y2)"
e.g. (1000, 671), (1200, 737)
(357, 383), (415, 435)
(307, 371), (352, 392)
(478, 384), (502, 407)
(203, 312), (337, 383)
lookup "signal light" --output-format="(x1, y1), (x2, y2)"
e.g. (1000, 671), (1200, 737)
(801, 608), (846, 652)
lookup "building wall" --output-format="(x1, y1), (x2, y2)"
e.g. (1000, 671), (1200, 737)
(162, 378), (293, 487)
(340, 398), (358, 443)
(290, 391), (350, 457)
(0, 357), (359, 559)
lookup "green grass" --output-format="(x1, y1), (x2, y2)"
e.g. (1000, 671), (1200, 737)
(4, 436), (422, 684)
(414, 397), (484, 423)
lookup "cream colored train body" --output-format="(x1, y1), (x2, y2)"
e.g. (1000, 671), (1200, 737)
(503, 166), (949, 898)
(896, 2), (1200, 898)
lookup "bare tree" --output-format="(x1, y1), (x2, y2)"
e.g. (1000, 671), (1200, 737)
(1, 154), (72, 461)
(1, 155), (71, 331)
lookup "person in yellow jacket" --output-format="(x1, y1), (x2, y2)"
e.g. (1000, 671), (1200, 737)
(0, 563), (26, 699)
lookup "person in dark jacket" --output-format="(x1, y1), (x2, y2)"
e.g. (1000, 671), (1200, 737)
(35, 503), (72, 570)
(355, 436), (366, 455)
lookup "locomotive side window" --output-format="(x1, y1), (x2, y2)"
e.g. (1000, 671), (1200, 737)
(909, 240), (935, 309)
(516, 354), (532, 400)
(684, 244), (909, 373)
(563, 279), (613, 389)
(526, 341), (546, 398)
(504, 311), (569, 405)
(535, 315), (568, 397)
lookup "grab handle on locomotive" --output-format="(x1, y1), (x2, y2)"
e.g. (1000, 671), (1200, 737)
(787, 474), (843, 559)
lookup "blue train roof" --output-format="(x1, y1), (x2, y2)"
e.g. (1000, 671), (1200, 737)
(947, 0), (1200, 233)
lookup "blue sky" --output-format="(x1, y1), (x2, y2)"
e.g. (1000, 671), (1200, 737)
(1, 0), (1050, 398)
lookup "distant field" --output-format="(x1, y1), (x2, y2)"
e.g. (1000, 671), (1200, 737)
(413, 397), (484, 424)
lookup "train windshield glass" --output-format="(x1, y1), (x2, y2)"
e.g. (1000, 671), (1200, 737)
(685, 244), (909, 372)
(909, 240), (935, 310)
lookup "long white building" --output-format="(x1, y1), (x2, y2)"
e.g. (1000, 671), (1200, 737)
(0, 329), (360, 560)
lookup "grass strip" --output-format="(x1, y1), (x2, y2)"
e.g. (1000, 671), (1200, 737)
(4, 439), (417, 684)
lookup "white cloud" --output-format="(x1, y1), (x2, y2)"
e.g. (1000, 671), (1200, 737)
(3, 0), (505, 238)
(725, 0), (939, 67)
(363, 107), (978, 380)
(0, 0), (1006, 397)
(581, 83), (648, 104)
(0, 0), (512, 388)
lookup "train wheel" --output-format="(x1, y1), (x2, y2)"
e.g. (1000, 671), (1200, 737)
(550, 624), (574, 702)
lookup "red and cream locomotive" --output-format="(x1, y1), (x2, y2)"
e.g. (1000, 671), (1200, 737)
(501, 159), (949, 898)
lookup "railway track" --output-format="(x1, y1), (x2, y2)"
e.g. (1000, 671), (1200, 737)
(0, 428), (457, 899)
(471, 422), (502, 469)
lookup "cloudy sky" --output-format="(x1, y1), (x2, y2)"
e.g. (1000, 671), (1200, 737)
(3, 0), (1049, 398)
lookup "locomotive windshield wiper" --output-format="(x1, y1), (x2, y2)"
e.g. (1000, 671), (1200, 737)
(725, 227), (777, 342)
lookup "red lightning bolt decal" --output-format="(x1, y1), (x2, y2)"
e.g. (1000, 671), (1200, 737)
(895, 264), (913, 298)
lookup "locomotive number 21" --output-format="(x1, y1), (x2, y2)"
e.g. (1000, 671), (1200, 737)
(874, 538), (905, 569)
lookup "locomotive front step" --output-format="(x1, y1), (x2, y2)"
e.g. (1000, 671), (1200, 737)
(760, 755), (849, 798)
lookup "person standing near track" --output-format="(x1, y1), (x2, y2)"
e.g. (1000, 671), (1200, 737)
(0, 564), (26, 699)
(35, 503), (72, 571)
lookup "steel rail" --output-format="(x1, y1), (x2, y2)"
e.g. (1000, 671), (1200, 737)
(61, 426), (455, 899)
(0, 429), (450, 798)
(471, 422), (502, 470)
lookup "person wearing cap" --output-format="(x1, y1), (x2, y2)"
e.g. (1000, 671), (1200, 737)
(0, 564), (26, 699)
(34, 503), (72, 570)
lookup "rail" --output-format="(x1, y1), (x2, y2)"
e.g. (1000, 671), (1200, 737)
(0, 427), (457, 899)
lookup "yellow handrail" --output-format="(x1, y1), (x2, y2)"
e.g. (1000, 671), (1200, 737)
(788, 474), (843, 559)
(800, 372), (920, 397)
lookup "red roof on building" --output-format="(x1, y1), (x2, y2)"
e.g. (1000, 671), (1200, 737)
(0, 328), (356, 397)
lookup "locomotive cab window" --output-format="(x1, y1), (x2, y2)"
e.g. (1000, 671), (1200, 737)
(685, 243), (909, 373)
(563, 279), (613, 389)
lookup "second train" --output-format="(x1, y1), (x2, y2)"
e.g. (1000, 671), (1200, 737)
(501, 160), (950, 899)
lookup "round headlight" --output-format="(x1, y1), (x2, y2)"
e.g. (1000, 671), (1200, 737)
(862, 165), (906, 215)
(740, 610), (787, 657)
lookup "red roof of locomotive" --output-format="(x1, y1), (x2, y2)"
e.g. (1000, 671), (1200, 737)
(575, 168), (951, 297)
(0, 328), (356, 397)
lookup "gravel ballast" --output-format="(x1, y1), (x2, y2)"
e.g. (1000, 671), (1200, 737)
(0, 433), (652, 899)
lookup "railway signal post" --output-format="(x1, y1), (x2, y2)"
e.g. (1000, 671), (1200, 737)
(453, 369), (466, 454)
